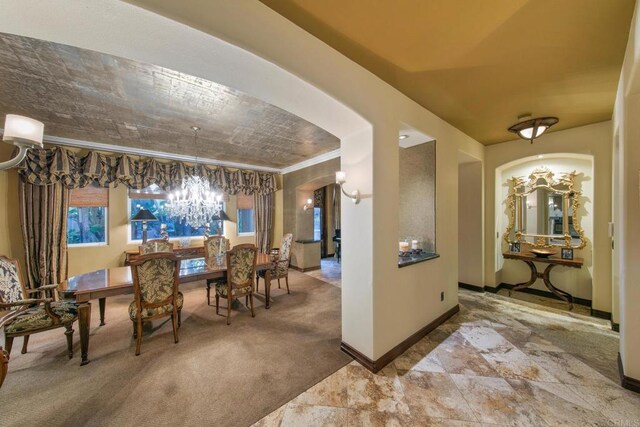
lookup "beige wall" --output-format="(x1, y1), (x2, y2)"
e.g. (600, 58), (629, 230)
(484, 121), (612, 313)
(458, 161), (483, 288)
(612, 0), (640, 380)
(0, 145), (24, 262)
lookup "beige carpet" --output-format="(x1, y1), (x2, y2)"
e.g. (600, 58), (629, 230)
(0, 270), (351, 427)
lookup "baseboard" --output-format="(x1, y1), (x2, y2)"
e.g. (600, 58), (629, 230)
(612, 322), (620, 332)
(290, 265), (321, 272)
(458, 282), (484, 292)
(618, 353), (640, 393)
(498, 282), (593, 308)
(341, 304), (460, 373)
(590, 308), (612, 321)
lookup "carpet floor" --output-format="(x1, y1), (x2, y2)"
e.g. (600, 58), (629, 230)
(0, 270), (351, 427)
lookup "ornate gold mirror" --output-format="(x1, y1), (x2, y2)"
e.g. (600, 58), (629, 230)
(503, 167), (586, 249)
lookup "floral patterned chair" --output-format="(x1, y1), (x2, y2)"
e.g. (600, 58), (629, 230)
(256, 233), (293, 294)
(139, 238), (174, 255)
(129, 253), (182, 356)
(203, 235), (229, 306)
(215, 244), (258, 325)
(0, 255), (77, 360)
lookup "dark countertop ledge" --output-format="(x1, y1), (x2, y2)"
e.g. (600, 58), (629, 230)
(398, 252), (440, 268)
(295, 239), (321, 244)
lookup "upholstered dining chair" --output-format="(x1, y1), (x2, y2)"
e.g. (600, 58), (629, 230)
(203, 235), (229, 306)
(0, 255), (77, 360)
(129, 253), (182, 356)
(0, 347), (7, 388)
(215, 244), (258, 325)
(139, 238), (174, 254)
(256, 233), (293, 294)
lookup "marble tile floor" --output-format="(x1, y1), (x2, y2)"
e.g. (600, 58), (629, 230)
(254, 289), (639, 426)
(304, 257), (342, 288)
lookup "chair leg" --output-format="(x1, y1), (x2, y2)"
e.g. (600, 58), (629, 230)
(250, 293), (255, 318)
(135, 318), (143, 356)
(278, 277), (281, 289)
(245, 295), (248, 307)
(64, 324), (74, 359)
(206, 283), (211, 306)
(215, 294), (220, 315)
(178, 309), (182, 327)
(172, 311), (179, 344)
(226, 298), (231, 326)
(5, 336), (13, 358)
(285, 275), (290, 294)
(21, 335), (29, 354)
(132, 321), (137, 338)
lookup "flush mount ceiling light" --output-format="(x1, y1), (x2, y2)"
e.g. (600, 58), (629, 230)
(399, 134), (409, 140)
(508, 115), (558, 144)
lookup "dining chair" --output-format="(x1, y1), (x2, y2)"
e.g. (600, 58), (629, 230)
(0, 347), (7, 388)
(256, 233), (293, 294)
(129, 252), (182, 356)
(139, 238), (174, 254)
(0, 255), (78, 360)
(215, 244), (258, 325)
(203, 235), (229, 306)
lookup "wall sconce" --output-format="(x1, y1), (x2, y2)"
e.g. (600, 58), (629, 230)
(303, 198), (313, 212)
(0, 114), (44, 170)
(336, 171), (360, 204)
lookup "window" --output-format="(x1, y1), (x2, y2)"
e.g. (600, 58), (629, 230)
(128, 184), (222, 241)
(313, 207), (322, 241)
(236, 194), (255, 235)
(67, 183), (108, 246)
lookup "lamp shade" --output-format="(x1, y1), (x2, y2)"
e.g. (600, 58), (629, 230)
(3, 115), (44, 148)
(132, 208), (158, 221)
(508, 117), (558, 143)
(212, 209), (232, 222)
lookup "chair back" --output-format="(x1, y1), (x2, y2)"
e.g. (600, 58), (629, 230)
(139, 238), (173, 255)
(226, 244), (258, 290)
(279, 233), (293, 262)
(0, 256), (26, 308)
(130, 253), (180, 309)
(204, 236), (228, 263)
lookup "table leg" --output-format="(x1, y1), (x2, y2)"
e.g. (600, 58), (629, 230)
(511, 260), (538, 295)
(78, 302), (91, 366)
(265, 269), (272, 309)
(99, 298), (106, 326)
(542, 264), (574, 309)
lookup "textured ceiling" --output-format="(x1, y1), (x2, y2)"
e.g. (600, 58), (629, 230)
(0, 32), (339, 169)
(257, 0), (635, 144)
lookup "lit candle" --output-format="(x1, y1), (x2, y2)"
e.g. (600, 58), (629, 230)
(411, 240), (418, 250)
(399, 241), (409, 252)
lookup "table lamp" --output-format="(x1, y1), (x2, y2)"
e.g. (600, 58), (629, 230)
(132, 208), (158, 243)
(211, 209), (232, 236)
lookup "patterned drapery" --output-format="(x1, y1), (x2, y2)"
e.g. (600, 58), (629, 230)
(19, 179), (69, 288)
(18, 146), (278, 194)
(313, 188), (324, 208)
(254, 193), (274, 253)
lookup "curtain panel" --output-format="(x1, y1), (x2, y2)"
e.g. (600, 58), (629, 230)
(254, 193), (274, 253)
(19, 179), (69, 288)
(18, 146), (278, 195)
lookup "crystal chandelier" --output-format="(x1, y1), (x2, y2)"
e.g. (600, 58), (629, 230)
(166, 126), (223, 228)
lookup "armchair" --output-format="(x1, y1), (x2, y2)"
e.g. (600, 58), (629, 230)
(256, 233), (293, 294)
(0, 256), (77, 360)
(129, 253), (182, 355)
(215, 244), (257, 325)
(204, 235), (229, 306)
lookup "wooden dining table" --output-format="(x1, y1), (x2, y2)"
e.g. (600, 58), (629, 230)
(59, 254), (274, 366)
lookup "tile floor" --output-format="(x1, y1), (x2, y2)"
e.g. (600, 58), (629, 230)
(254, 290), (639, 426)
(303, 257), (342, 288)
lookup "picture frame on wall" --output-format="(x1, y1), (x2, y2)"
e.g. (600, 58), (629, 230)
(561, 247), (574, 260)
(509, 242), (520, 253)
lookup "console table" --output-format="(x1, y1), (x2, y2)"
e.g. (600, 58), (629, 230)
(502, 251), (583, 309)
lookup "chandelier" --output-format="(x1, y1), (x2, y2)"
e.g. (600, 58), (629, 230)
(166, 126), (223, 228)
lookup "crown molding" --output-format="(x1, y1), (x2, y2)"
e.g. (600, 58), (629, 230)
(280, 149), (341, 174)
(40, 133), (282, 173)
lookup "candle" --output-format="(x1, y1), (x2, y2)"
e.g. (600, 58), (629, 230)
(399, 241), (409, 252)
(411, 240), (418, 250)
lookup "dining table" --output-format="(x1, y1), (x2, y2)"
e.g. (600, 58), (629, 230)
(59, 254), (274, 366)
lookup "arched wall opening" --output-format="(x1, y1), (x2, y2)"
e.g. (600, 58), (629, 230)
(495, 153), (595, 302)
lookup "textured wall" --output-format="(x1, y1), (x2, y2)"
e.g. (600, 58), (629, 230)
(398, 141), (436, 250)
(0, 144), (24, 263)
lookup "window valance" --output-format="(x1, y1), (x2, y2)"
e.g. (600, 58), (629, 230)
(18, 146), (278, 195)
